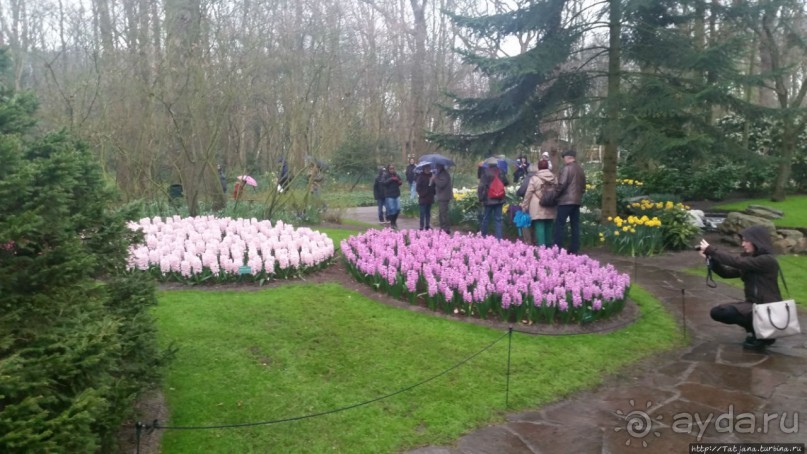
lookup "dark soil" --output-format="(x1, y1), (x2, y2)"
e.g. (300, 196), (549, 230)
(118, 390), (168, 454)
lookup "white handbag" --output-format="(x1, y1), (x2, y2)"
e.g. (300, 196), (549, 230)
(752, 299), (801, 339)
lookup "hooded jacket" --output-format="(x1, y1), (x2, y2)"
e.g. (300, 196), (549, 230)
(704, 225), (782, 315)
(521, 169), (557, 220)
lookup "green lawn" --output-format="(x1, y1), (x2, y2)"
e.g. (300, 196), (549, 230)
(316, 226), (364, 246)
(714, 195), (807, 227)
(685, 255), (807, 307)
(154, 284), (680, 453)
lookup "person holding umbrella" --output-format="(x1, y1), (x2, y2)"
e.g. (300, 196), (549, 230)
(233, 175), (257, 200)
(431, 163), (453, 233)
(416, 165), (435, 230)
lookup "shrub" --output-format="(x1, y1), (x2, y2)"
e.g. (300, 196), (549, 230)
(0, 131), (165, 451)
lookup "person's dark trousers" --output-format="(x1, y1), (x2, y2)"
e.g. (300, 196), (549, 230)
(377, 199), (386, 222)
(419, 204), (432, 230)
(480, 203), (504, 239)
(710, 304), (753, 332)
(438, 200), (451, 233)
(554, 204), (581, 253)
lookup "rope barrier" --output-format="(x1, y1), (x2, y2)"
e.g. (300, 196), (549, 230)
(135, 329), (510, 437)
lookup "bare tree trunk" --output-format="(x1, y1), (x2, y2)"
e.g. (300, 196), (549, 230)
(755, 4), (807, 201)
(165, 0), (202, 215)
(601, 0), (621, 219)
(410, 0), (428, 156)
(94, 0), (114, 57)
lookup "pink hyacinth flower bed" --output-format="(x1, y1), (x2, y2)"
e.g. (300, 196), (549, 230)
(127, 216), (334, 284)
(341, 229), (630, 324)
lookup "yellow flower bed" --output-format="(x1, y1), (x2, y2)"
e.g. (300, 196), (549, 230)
(601, 214), (664, 256)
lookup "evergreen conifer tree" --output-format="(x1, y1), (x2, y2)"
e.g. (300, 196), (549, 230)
(431, 0), (755, 209)
(0, 49), (164, 452)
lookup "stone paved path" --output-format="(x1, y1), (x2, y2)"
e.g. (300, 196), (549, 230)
(343, 207), (807, 453)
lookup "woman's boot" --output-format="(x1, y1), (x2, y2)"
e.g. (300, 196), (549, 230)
(390, 213), (399, 230)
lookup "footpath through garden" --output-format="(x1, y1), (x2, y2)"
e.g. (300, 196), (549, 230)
(342, 208), (807, 453)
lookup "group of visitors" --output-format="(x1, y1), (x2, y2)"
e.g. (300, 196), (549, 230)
(374, 158), (454, 233)
(374, 149), (586, 255)
(476, 149), (586, 254)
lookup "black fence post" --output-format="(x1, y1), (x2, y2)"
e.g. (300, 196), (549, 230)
(506, 327), (513, 408)
(681, 289), (687, 339)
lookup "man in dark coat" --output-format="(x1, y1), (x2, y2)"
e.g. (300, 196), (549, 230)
(432, 164), (453, 234)
(552, 149), (586, 253)
(699, 225), (783, 350)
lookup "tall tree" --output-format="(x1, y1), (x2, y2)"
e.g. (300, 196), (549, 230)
(435, 0), (752, 213)
(431, 0), (611, 211)
(729, 0), (807, 200)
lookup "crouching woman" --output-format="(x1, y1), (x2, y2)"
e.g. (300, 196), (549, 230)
(699, 225), (782, 350)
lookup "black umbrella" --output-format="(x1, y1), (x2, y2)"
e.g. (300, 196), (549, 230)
(418, 153), (455, 168)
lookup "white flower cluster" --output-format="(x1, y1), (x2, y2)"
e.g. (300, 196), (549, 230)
(127, 216), (334, 278)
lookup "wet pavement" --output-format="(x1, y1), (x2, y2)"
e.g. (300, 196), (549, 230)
(342, 208), (807, 453)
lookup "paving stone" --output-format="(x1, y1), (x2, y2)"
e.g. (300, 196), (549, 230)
(540, 399), (613, 427)
(638, 361), (695, 389)
(507, 421), (602, 453)
(407, 448), (461, 454)
(681, 342), (722, 362)
(602, 427), (730, 453)
(675, 382), (764, 413)
(643, 398), (729, 439)
(454, 426), (533, 454)
(771, 382), (807, 400)
(505, 410), (545, 424)
(600, 385), (677, 409)
(757, 395), (806, 436)
(685, 362), (790, 398)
